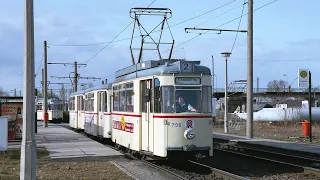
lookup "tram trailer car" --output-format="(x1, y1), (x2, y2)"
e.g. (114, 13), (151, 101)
(36, 98), (63, 122)
(70, 59), (213, 159)
(69, 90), (86, 131)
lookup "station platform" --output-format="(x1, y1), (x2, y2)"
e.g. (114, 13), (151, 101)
(9, 122), (123, 160)
(212, 132), (320, 160)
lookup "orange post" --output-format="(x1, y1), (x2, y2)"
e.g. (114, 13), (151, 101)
(44, 113), (48, 123)
(302, 120), (310, 136)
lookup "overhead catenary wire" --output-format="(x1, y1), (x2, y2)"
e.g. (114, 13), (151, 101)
(83, 0), (157, 64)
(47, 0), (239, 47)
(35, 54), (44, 77)
(230, 0), (247, 53)
(150, 0), (279, 60)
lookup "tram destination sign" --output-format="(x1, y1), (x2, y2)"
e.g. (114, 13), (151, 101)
(175, 77), (201, 85)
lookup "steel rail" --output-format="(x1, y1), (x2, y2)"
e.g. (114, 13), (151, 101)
(214, 146), (320, 176)
(188, 160), (249, 180)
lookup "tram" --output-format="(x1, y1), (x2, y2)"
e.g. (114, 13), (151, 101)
(69, 59), (213, 158)
(36, 98), (63, 122)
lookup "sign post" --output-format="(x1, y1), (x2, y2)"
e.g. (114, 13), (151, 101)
(298, 69), (312, 142)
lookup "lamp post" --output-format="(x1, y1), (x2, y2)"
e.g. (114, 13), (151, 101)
(221, 52), (231, 133)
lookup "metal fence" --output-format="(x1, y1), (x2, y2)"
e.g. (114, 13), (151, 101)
(213, 88), (320, 93)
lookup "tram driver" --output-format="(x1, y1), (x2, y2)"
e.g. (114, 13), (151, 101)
(175, 95), (197, 113)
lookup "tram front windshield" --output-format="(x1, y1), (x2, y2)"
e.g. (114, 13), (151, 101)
(161, 86), (211, 113)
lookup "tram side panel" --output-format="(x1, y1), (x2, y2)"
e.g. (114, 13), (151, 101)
(112, 114), (140, 151)
(111, 81), (140, 151)
(153, 116), (167, 157)
(69, 111), (77, 128)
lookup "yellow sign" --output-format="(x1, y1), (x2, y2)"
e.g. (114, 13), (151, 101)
(120, 115), (125, 130)
(300, 70), (308, 78)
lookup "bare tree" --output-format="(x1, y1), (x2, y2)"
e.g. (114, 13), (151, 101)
(267, 79), (288, 92)
(266, 79), (289, 103)
(0, 87), (9, 96)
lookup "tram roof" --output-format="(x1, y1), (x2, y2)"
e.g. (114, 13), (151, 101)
(36, 97), (62, 103)
(114, 59), (211, 83)
(70, 83), (112, 96)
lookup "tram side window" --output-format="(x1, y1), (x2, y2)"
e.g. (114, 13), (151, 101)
(89, 93), (94, 111)
(79, 96), (84, 111)
(119, 85), (127, 111)
(126, 83), (134, 112)
(161, 86), (174, 113)
(113, 86), (119, 111)
(84, 97), (88, 111)
(141, 80), (148, 113)
(104, 91), (108, 112)
(202, 86), (212, 113)
(69, 97), (75, 111)
(98, 93), (102, 112)
(154, 78), (161, 113)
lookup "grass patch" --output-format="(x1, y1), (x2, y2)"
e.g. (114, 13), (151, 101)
(0, 149), (133, 180)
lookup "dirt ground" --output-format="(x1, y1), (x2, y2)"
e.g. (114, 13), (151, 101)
(0, 148), (133, 180)
(213, 120), (320, 145)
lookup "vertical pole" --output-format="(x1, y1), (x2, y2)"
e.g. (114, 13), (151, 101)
(257, 77), (259, 103)
(246, 0), (254, 138)
(20, 90), (22, 97)
(42, 68), (44, 97)
(43, 40), (48, 127)
(74, 61), (78, 92)
(21, 0), (36, 179)
(224, 58), (228, 133)
(309, 71), (312, 142)
(14, 89), (16, 97)
(212, 55), (214, 93)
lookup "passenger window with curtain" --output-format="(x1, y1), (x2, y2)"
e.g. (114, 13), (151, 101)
(126, 83), (134, 112)
(119, 84), (127, 112)
(113, 86), (119, 111)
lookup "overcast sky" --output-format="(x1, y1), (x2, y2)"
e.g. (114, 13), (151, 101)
(0, 0), (319, 95)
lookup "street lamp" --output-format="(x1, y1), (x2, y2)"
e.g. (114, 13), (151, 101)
(221, 52), (231, 133)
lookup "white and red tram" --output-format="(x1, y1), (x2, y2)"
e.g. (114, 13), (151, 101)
(36, 98), (63, 122)
(69, 59), (213, 158)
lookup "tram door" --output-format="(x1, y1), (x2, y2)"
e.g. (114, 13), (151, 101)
(141, 79), (154, 152)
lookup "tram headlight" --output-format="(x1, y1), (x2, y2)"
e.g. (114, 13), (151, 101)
(184, 129), (194, 139)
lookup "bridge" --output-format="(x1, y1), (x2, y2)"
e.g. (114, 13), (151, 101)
(213, 88), (320, 98)
(213, 88), (320, 113)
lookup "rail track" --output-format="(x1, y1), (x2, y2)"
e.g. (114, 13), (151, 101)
(63, 124), (248, 180)
(214, 142), (320, 176)
(187, 160), (249, 180)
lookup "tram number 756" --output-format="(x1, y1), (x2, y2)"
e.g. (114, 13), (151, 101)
(171, 122), (182, 128)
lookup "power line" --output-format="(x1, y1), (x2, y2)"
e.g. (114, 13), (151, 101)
(83, 0), (157, 64)
(230, 0), (247, 53)
(234, 57), (320, 62)
(151, 0), (279, 60)
(47, 0), (239, 47)
(35, 54), (44, 77)
(194, 3), (244, 28)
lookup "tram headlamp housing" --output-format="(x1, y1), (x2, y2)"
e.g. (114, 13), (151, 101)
(184, 129), (194, 139)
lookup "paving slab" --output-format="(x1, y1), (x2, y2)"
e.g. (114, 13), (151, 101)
(9, 122), (123, 160)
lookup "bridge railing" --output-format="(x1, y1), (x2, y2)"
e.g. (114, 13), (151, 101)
(213, 88), (320, 93)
